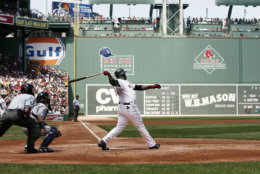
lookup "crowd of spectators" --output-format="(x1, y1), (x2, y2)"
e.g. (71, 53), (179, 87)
(188, 17), (260, 38)
(47, 12), (72, 23)
(0, 53), (68, 115)
(119, 17), (151, 24)
(230, 18), (260, 25)
(188, 17), (260, 26)
(0, 3), (44, 21)
(79, 16), (156, 37)
(188, 17), (223, 25)
(47, 13), (153, 25)
(0, 2), (43, 20)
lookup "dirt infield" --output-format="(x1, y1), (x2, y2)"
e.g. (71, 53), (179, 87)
(1, 118), (260, 164)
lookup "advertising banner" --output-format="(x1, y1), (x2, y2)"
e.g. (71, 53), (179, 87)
(19, 37), (65, 65)
(99, 47), (135, 76)
(0, 15), (14, 25)
(46, 113), (63, 121)
(86, 85), (143, 115)
(181, 85), (237, 115)
(52, 2), (92, 18)
(16, 17), (48, 29)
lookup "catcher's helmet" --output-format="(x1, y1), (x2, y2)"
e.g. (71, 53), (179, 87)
(100, 47), (113, 57)
(21, 84), (35, 95)
(115, 68), (127, 79)
(36, 92), (50, 103)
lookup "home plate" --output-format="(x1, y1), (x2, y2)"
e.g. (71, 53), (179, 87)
(89, 144), (98, 146)
(10, 151), (20, 154)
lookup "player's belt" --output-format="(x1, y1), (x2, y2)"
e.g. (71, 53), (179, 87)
(6, 109), (24, 114)
(6, 109), (23, 112)
(119, 102), (130, 105)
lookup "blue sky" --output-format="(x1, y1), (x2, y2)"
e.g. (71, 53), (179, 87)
(31, 0), (260, 19)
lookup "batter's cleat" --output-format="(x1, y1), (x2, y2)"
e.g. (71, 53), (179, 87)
(27, 147), (39, 153)
(98, 140), (109, 150)
(39, 146), (54, 153)
(24, 145), (27, 151)
(149, 144), (160, 149)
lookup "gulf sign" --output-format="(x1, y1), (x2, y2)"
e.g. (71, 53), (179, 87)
(25, 38), (65, 65)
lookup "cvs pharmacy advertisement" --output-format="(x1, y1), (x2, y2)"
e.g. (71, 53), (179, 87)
(20, 37), (65, 65)
(86, 85), (143, 115)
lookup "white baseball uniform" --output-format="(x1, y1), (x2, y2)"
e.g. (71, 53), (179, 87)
(102, 79), (156, 148)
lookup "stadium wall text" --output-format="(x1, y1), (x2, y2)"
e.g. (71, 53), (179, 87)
(1, 37), (260, 116)
(86, 84), (260, 116)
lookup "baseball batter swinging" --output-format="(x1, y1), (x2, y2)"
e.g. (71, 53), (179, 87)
(98, 68), (161, 150)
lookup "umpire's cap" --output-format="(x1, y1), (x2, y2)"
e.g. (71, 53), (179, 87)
(36, 92), (50, 103)
(21, 84), (35, 96)
(115, 68), (127, 79)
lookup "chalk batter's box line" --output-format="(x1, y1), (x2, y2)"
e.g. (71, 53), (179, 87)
(80, 120), (101, 141)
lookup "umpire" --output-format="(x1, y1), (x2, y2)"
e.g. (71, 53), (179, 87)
(0, 84), (39, 153)
(73, 95), (80, 122)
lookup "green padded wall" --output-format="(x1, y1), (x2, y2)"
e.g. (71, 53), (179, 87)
(216, 0), (260, 6)
(1, 37), (260, 115)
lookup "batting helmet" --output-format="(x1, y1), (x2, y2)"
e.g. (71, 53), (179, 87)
(115, 68), (127, 79)
(21, 84), (35, 95)
(36, 92), (50, 103)
(100, 47), (113, 57)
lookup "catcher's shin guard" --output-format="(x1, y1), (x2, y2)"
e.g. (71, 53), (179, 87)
(40, 126), (57, 148)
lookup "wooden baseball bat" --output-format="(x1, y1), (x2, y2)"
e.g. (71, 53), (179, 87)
(68, 73), (103, 83)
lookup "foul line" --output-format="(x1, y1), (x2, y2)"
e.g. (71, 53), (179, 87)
(80, 120), (101, 141)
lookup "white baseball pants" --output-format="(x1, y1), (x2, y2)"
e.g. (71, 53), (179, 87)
(102, 103), (156, 148)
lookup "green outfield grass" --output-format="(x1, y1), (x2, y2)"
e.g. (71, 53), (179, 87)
(1, 162), (260, 174)
(0, 125), (58, 140)
(141, 116), (260, 121)
(99, 123), (260, 140)
(0, 125), (27, 140)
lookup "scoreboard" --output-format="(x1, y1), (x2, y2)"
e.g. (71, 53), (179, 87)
(238, 85), (260, 114)
(144, 86), (179, 115)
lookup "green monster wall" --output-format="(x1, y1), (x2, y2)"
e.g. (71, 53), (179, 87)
(1, 37), (260, 115)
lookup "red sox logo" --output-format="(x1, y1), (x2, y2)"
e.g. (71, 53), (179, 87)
(205, 48), (215, 59)
(193, 45), (226, 75)
(99, 47), (135, 76)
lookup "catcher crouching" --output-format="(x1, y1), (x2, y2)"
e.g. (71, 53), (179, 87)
(23, 92), (62, 153)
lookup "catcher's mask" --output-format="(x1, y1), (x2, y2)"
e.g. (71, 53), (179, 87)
(37, 92), (50, 104)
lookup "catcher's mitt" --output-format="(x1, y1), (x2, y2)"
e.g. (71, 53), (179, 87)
(55, 130), (62, 138)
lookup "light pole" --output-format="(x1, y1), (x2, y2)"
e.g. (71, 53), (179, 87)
(46, 0), (48, 15)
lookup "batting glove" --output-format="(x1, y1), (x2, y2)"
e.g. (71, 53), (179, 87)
(151, 84), (161, 89)
(103, 71), (110, 76)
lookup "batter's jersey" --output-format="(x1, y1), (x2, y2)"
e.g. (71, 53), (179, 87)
(116, 79), (136, 104)
(8, 94), (35, 110)
(30, 103), (48, 123)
